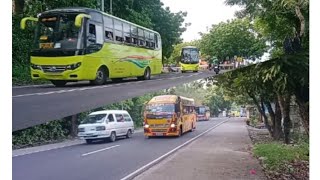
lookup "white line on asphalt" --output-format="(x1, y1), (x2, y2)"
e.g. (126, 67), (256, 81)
(12, 141), (84, 158)
(120, 120), (228, 180)
(81, 145), (120, 157)
(12, 72), (204, 98)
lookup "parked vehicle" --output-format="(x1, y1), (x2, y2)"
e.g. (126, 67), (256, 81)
(78, 110), (134, 144)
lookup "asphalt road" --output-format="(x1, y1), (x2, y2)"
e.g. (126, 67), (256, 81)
(13, 118), (227, 180)
(12, 70), (223, 131)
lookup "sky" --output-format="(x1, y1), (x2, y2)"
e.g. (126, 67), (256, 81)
(161, 0), (241, 42)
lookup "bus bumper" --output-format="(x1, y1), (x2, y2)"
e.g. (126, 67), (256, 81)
(30, 66), (92, 81)
(144, 128), (180, 137)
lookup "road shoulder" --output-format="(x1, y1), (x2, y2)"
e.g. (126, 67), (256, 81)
(134, 118), (266, 180)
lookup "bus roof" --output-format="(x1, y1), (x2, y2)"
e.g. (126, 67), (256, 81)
(147, 95), (194, 104)
(39, 7), (160, 35)
(182, 46), (198, 49)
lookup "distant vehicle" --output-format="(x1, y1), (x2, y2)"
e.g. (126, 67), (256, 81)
(20, 7), (162, 87)
(213, 65), (220, 74)
(78, 110), (134, 144)
(195, 105), (210, 121)
(180, 46), (200, 73)
(143, 95), (196, 137)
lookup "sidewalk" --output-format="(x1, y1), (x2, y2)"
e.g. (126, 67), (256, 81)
(134, 118), (266, 180)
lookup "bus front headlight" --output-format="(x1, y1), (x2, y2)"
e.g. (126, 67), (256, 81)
(66, 62), (82, 70)
(170, 124), (175, 128)
(144, 124), (149, 128)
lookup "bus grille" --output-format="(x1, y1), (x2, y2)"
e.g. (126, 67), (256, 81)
(151, 129), (168, 132)
(150, 124), (170, 128)
(41, 65), (66, 73)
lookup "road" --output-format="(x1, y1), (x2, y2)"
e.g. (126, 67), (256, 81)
(12, 70), (223, 131)
(13, 118), (226, 180)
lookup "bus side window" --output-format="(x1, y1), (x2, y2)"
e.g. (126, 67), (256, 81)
(88, 24), (96, 45)
(155, 34), (158, 49)
(105, 30), (113, 41)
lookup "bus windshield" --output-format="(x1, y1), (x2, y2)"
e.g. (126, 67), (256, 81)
(196, 107), (206, 114)
(35, 13), (82, 50)
(146, 104), (175, 113)
(181, 48), (199, 64)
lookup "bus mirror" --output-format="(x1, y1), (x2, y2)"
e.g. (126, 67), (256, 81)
(75, 14), (91, 28)
(20, 17), (38, 30)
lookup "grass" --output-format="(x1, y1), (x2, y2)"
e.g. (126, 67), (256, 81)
(253, 142), (309, 170)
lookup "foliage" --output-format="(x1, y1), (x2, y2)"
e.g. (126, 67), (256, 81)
(199, 18), (266, 61)
(12, 120), (67, 148)
(253, 142), (309, 170)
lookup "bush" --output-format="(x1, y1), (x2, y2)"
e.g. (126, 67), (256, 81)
(253, 142), (309, 170)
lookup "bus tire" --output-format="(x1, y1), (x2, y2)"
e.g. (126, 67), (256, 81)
(178, 126), (183, 137)
(91, 67), (108, 85)
(193, 70), (198, 73)
(51, 80), (67, 87)
(181, 70), (186, 73)
(138, 67), (151, 80)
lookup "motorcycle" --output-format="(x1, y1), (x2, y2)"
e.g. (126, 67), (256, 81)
(213, 65), (220, 74)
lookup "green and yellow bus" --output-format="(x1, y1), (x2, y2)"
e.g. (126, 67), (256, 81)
(180, 46), (200, 73)
(21, 7), (162, 87)
(143, 95), (196, 137)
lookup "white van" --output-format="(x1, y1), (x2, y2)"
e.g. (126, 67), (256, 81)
(77, 110), (134, 144)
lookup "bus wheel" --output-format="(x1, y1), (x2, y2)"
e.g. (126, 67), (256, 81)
(51, 80), (67, 87)
(193, 70), (198, 73)
(91, 67), (107, 85)
(178, 126), (183, 137)
(138, 67), (151, 80)
(181, 70), (185, 73)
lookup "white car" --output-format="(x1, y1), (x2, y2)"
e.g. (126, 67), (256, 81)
(77, 110), (134, 144)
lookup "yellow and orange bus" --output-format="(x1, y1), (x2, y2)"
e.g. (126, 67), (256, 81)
(143, 95), (196, 137)
(21, 7), (162, 87)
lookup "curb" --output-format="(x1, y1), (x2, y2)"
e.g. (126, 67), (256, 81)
(120, 120), (228, 180)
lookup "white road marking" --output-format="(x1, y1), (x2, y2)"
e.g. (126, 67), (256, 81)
(12, 72), (205, 98)
(81, 145), (120, 157)
(12, 141), (83, 157)
(120, 120), (228, 180)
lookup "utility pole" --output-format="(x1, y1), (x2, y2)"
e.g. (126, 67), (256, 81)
(110, 0), (113, 15)
(101, 0), (104, 12)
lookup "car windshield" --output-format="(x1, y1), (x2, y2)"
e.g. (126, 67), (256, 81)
(81, 114), (107, 124)
(145, 104), (175, 113)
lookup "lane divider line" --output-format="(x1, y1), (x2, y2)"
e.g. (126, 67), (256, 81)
(120, 120), (228, 180)
(81, 145), (120, 157)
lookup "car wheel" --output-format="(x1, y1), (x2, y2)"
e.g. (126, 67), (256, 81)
(109, 132), (116, 142)
(126, 129), (132, 138)
(85, 139), (93, 144)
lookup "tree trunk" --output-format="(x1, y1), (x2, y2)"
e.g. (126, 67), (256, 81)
(278, 94), (292, 144)
(13, 0), (25, 14)
(295, 97), (309, 134)
(70, 114), (78, 137)
(265, 100), (284, 140)
(247, 91), (272, 135)
(274, 100), (283, 140)
(295, 5), (305, 37)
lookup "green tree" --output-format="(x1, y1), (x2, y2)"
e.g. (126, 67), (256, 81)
(200, 18), (266, 62)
